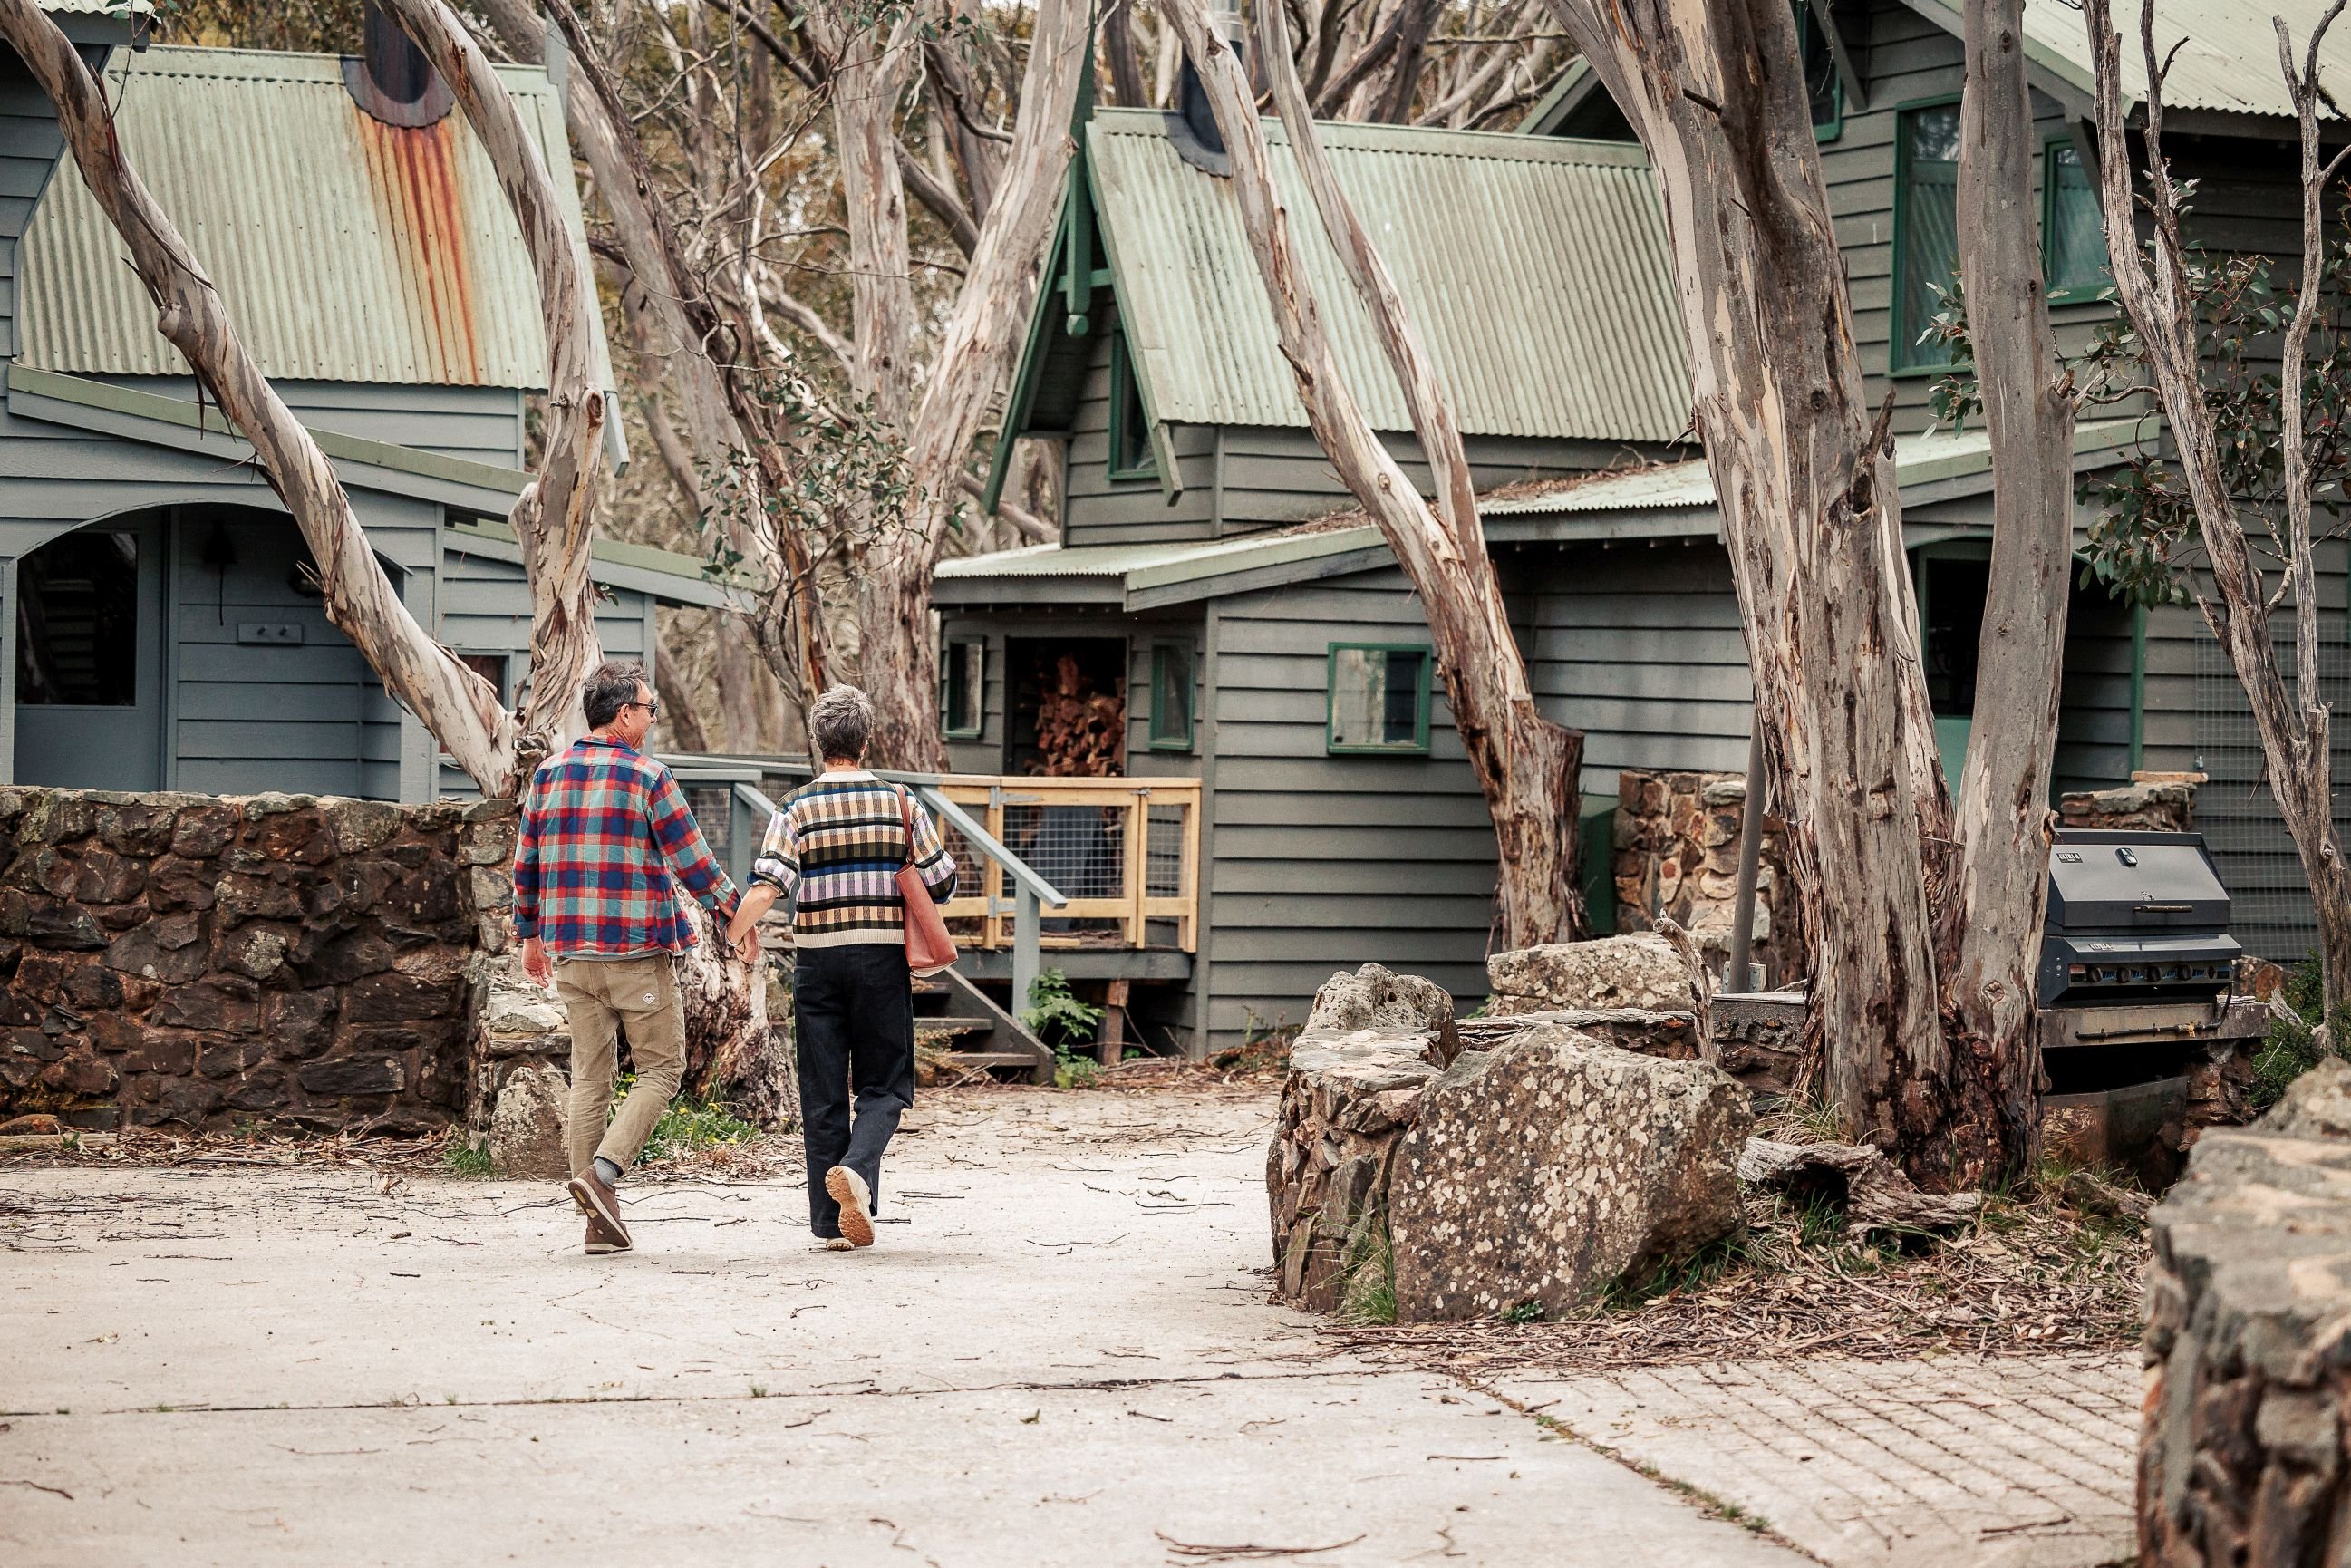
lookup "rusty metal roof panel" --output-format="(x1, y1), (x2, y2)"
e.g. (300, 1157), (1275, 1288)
(18, 44), (611, 392)
(1087, 109), (1690, 442)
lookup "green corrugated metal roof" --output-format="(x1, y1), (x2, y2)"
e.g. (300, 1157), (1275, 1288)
(1088, 108), (1689, 441)
(1895, 0), (2351, 119)
(18, 44), (612, 392)
(1481, 417), (2153, 517)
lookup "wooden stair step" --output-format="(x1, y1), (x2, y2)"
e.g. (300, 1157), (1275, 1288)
(914, 1015), (998, 1035)
(937, 1050), (1050, 1069)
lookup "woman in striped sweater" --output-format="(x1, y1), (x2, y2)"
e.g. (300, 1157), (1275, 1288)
(726, 686), (956, 1250)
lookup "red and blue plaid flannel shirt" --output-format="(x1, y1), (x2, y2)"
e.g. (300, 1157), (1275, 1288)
(512, 735), (740, 958)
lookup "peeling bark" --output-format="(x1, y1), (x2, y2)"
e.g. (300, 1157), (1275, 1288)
(1167, 0), (1586, 946)
(847, 0), (1089, 769)
(1942, 0), (2077, 1169)
(2081, 0), (2351, 1025)
(1542, 0), (1982, 1181)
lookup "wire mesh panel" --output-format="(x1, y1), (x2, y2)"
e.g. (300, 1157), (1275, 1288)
(1001, 804), (1129, 899)
(2193, 636), (2351, 963)
(1146, 805), (1186, 898)
(682, 784), (732, 861)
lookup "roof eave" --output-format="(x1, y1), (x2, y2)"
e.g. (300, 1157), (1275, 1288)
(5, 364), (535, 513)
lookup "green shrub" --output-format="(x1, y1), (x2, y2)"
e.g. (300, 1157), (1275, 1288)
(1022, 969), (1106, 1046)
(2251, 956), (2343, 1112)
(441, 1138), (492, 1177)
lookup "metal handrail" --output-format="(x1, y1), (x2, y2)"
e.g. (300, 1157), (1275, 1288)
(725, 773), (1069, 1013)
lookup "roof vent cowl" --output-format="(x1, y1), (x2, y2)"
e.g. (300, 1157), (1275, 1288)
(344, 0), (455, 129)
(1171, 5), (1243, 177)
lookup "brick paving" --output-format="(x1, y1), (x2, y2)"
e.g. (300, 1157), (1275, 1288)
(1485, 1353), (2140, 1568)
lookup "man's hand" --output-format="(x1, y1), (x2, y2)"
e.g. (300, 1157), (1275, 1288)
(733, 924), (761, 966)
(520, 935), (553, 991)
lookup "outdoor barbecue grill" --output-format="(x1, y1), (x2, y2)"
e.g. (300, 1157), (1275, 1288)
(2037, 830), (2241, 1010)
(2035, 828), (2261, 1181)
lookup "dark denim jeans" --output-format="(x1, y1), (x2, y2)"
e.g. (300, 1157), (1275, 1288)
(793, 943), (915, 1238)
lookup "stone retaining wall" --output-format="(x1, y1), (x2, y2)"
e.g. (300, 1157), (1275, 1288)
(1611, 770), (1790, 981)
(0, 789), (513, 1133)
(2140, 1059), (2351, 1564)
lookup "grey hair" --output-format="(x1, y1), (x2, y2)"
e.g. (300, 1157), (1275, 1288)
(582, 659), (650, 731)
(808, 684), (876, 761)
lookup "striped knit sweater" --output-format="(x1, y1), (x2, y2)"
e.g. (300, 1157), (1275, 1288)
(749, 770), (958, 948)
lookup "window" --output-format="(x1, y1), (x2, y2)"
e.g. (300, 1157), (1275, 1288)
(456, 653), (510, 702)
(2043, 138), (2113, 301)
(1108, 326), (1156, 481)
(15, 529), (139, 706)
(1891, 100), (1963, 374)
(1327, 644), (1431, 755)
(942, 638), (984, 739)
(1799, 3), (1843, 141)
(1148, 642), (1194, 750)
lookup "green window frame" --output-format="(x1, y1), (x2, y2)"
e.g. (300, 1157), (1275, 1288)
(2042, 135), (2114, 303)
(1148, 641), (1195, 750)
(1890, 96), (1964, 377)
(1108, 325), (1157, 482)
(1799, 3), (1843, 143)
(1326, 643), (1433, 756)
(940, 636), (985, 740)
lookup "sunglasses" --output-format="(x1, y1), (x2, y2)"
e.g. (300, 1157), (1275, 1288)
(626, 699), (663, 718)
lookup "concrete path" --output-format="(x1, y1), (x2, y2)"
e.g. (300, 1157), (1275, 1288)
(1485, 1354), (2140, 1568)
(1, 1088), (1804, 1568)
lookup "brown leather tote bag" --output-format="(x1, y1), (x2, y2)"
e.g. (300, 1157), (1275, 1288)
(896, 787), (958, 977)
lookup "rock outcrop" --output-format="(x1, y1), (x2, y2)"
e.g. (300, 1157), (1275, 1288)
(1485, 933), (1700, 1015)
(1308, 962), (1459, 1062)
(1266, 1027), (1443, 1312)
(488, 1062), (570, 1178)
(1388, 1023), (1751, 1321)
(2140, 1059), (2351, 1565)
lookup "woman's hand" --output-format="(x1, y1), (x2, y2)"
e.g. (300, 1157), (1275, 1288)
(727, 884), (779, 944)
(733, 924), (761, 966)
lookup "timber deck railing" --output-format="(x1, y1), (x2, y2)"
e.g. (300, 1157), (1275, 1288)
(656, 756), (1200, 1011)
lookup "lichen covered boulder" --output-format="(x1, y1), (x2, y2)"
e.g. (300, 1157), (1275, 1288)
(1388, 1023), (1750, 1321)
(1485, 934), (1700, 1016)
(488, 1061), (570, 1179)
(1307, 963), (1458, 1060)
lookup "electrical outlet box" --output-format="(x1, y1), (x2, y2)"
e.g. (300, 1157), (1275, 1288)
(237, 622), (305, 645)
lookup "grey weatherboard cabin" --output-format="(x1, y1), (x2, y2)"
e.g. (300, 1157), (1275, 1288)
(3, 6), (731, 803)
(945, 0), (2351, 1056)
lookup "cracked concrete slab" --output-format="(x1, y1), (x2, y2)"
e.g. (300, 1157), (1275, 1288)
(1, 1089), (1807, 1568)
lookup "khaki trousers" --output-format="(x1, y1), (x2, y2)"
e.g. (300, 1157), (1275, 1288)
(556, 954), (687, 1179)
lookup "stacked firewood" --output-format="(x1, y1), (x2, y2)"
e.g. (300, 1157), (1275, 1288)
(1029, 653), (1126, 776)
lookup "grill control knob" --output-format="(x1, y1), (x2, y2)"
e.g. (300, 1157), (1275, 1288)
(2116, 846), (2138, 866)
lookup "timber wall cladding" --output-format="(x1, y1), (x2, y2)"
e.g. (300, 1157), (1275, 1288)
(0, 788), (515, 1132)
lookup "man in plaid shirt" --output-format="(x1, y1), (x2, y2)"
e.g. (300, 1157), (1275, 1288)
(515, 660), (750, 1255)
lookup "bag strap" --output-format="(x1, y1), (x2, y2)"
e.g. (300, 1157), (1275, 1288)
(896, 784), (916, 873)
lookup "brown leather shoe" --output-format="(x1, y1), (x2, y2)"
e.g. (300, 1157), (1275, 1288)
(585, 1212), (632, 1254)
(567, 1170), (628, 1246)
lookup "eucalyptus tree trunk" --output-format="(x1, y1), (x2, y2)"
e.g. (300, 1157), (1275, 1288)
(0, 0), (602, 797)
(2080, 0), (2351, 1031)
(1942, 0), (2080, 1168)
(489, 0), (830, 713)
(380, 0), (608, 770)
(1541, 0), (2003, 1180)
(841, 0), (1089, 770)
(1166, 0), (1587, 945)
